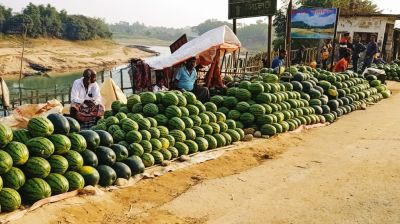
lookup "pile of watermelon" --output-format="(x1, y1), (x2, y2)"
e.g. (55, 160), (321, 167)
(91, 91), (245, 168)
(209, 68), (324, 137)
(371, 62), (400, 82)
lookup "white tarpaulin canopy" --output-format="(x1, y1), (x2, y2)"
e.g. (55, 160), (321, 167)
(146, 25), (241, 70)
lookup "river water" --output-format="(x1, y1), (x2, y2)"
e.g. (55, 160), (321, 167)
(5, 45), (170, 96)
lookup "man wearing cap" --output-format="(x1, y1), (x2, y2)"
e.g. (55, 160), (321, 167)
(174, 57), (209, 102)
(70, 69), (104, 128)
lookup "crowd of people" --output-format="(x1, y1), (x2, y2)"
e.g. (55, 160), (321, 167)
(271, 33), (385, 74)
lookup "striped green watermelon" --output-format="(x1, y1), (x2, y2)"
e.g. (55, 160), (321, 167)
(183, 92), (197, 105)
(175, 142), (189, 156)
(0, 123), (13, 148)
(195, 137), (209, 151)
(21, 178), (51, 203)
(139, 140), (152, 153)
(111, 101), (122, 113)
(226, 129), (241, 142)
(26, 137), (54, 158)
(143, 103), (159, 117)
(110, 144), (129, 162)
(3, 167), (25, 190)
(126, 130), (142, 144)
(65, 117), (80, 133)
(249, 104), (266, 117)
(165, 105), (182, 118)
(154, 114), (169, 126)
(155, 92), (164, 103)
(79, 166), (100, 186)
(115, 112), (127, 121)
(192, 126), (205, 137)
(183, 128), (196, 140)
(48, 155), (69, 174)
(28, 117), (54, 137)
(140, 92), (157, 104)
(127, 94), (141, 109)
(176, 93), (188, 107)
(180, 117), (194, 129)
(4, 141), (29, 165)
(169, 130), (186, 142)
(24, 157), (51, 178)
(128, 143), (144, 156)
(167, 135), (175, 147)
(184, 140), (198, 154)
(150, 139), (162, 151)
(215, 112), (226, 122)
(107, 124), (121, 134)
(213, 134), (226, 147)
(12, 129), (31, 144)
(147, 117), (158, 128)
(189, 115), (202, 126)
(157, 126), (169, 138)
(112, 130), (126, 143)
(149, 127), (161, 139)
(204, 102), (217, 113)
(210, 95), (224, 105)
(205, 112), (217, 123)
(167, 147), (179, 158)
(120, 118), (139, 132)
(168, 117), (186, 131)
(151, 151), (164, 164)
(187, 104), (200, 116)
(45, 173), (69, 195)
(200, 124), (213, 135)
(64, 150), (84, 171)
(159, 138), (169, 149)
(198, 113), (210, 124)
(204, 135), (218, 149)
(128, 113), (144, 121)
(159, 149), (172, 161)
(221, 132), (232, 145)
(180, 107), (190, 117)
(0, 150), (12, 175)
(131, 103), (143, 114)
(105, 116), (119, 126)
(162, 92), (179, 106)
(68, 133), (87, 153)
(141, 153), (155, 167)
(47, 114), (70, 135)
(209, 123), (220, 134)
(137, 118), (151, 131)
(0, 188), (21, 212)
(48, 134), (71, 154)
(64, 171), (85, 191)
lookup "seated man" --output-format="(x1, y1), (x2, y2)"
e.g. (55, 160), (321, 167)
(271, 49), (287, 69)
(70, 69), (104, 128)
(174, 57), (209, 102)
(152, 75), (169, 93)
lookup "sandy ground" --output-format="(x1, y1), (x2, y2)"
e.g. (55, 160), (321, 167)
(8, 82), (400, 224)
(0, 38), (153, 77)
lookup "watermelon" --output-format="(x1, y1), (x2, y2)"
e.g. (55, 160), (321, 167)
(141, 153), (155, 167)
(65, 117), (81, 133)
(0, 188), (21, 212)
(125, 130), (142, 144)
(68, 133), (87, 153)
(189, 115), (202, 126)
(4, 141), (29, 165)
(162, 92), (179, 106)
(209, 123), (221, 134)
(218, 122), (228, 133)
(168, 117), (186, 131)
(81, 149), (99, 167)
(261, 124), (277, 136)
(120, 118), (139, 132)
(147, 117), (158, 128)
(28, 117), (54, 137)
(149, 127), (161, 139)
(12, 129), (31, 144)
(26, 137), (54, 158)
(115, 112), (127, 121)
(48, 155), (69, 174)
(48, 134), (71, 155)
(249, 104), (266, 116)
(139, 140), (152, 153)
(3, 167), (25, 190)
(24, 157), (50, 178)
(235, 128), (245, 140)
(165, 105), (182, 118)
(183, 92), (197, 105)
(64, 150), (84, 171)
(194, 137), (209, 151)
(184, 140), (198, 154)
(110, 144), (129, 162)
(159, 149), (172, 161)
(127, 94), (141, 109)
(95, 146), (116, 166)
(228, 110), (241, 120)
(183, 128), (196, 140)
(235, 89), (252, 101)
(94, 130), (114, 147)
(150, 138), (162, 151)
(175, 142), (189, 156)
(97, 165), (117, 187)
(159, 138), (170, 149)
(192, 126), (205, 138)
(79, 130), (100, 150)
(47, 114), (70, 135)
(140, 92), (157, 104)
(204, 102), (217, 113)
(223, 96), (238, 109)
(111, 101), (122, 113)
(79, 166), (100, 186)
(187, 104), (200, 116)
(204, 135), (217, 149)
(170, 130), (186, 142)
(137, 118), (151, 131)
(0, 151), (12, 176)
(225, 120), (236, 129)
(177, 94), (188, 107)
(167, 147), (179, 158)
(221, 132), (232, 145)
(112, 130), (126, 143)
(167, 135), (175, 147)
(131, 103), (144, 113)
(143, 103), (159, 117)
(157, 126), (169, 138)
(200, 124), (213, 135)
(151, 151), (164, 164)
(21, 178), (51, 203)
(124, 156), (145, 175)
(105, 116), (119, 126)
(181, 117), (194, 129)
(128, 143), (144, 156)
(226, 129), (241, 142)
(45, 173), (69, 195)
(112, 162), (132, 180)
(213, 134), (226, 147)
(64, 171), (85, 191)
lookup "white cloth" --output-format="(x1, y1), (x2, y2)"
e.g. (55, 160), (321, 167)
(71, 78), (101, 104)
(152, 85), (168, 93)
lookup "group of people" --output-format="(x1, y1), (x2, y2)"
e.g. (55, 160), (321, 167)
(70, 57), (209, 127)
(271, 34), (383, 74)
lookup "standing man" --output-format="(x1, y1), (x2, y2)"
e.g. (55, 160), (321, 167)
(362, 35), (379, 72)
(175, 57), (209, 102)
(321, 39), (333, 70)
(351, 37), (366, 73)
(339, 33), (350, 59)
(70, 69), (104, 128)
(271, 49), (287, 69)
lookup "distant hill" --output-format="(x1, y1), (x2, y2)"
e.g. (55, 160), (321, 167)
(292, 21), (335, 29)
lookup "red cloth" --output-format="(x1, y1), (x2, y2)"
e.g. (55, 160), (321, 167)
(334, 58), (349, 72)
(205, 50), (223, 88)
(129, 59), (152, 90)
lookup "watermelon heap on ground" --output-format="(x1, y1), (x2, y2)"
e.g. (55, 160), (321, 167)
(279, 67), (390, 123)
(371, 62), (400, 82)
(210, 69), (324, 137)
(92, 90), (245, 172)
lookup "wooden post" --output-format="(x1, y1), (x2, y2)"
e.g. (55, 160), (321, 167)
(233, 19), (237, 34)
(130, 63), (135, 93)
(234, 48), (241, 76)
(267, 15), (273, 68)
(68, 85), (72, 103)
(330, 8), (340, 71)
(285, 0), (293, 67)
(61, 93), (65, 105)
(30, 91), (33, 104)
(243, 52), (249, 74)
(45, 93), (48, 102)
(36, 90), (39, 104)
(18, 25), (27, 105)
(109, 71), (113, 78)
(120, 69), (124, 92)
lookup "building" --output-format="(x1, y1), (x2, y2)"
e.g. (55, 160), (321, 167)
(337, 13), (400, 62)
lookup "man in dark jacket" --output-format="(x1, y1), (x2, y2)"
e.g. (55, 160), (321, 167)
(350, 37), (366, 73)
(362, 35), (378, 72)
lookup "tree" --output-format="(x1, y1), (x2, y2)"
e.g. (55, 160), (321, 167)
(192, 19), (231, 35)
(23, 3), (42, 38)
(0, 5), (12, 32)
(39, 4), (62, 38)
(272, 9), (287, 50)
(298, 0), (381, 14)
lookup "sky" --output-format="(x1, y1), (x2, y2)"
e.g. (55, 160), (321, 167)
(292, 9), (337, 26)
(1, 0), (400, 28)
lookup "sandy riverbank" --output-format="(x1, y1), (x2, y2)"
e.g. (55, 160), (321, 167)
(0, 38), (155, 78)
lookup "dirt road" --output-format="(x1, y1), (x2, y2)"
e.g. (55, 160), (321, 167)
(11, 82), (400, 224)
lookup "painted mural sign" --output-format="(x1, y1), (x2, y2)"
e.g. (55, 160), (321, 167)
(291, 8), (338, 39)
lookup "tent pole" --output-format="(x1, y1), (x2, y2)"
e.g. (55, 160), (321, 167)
(330, 8), (340, 71)
(233, 19), (237, 34)
(267, 15), (273, 68)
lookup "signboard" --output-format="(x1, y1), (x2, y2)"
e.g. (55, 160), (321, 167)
(170, 34), (188, 53)
(228, 0), (277, 19)
(291, 8), (338, 39)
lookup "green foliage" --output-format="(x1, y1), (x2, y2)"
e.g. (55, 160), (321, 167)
(192, 19), (232, 35)
(0, 3), (111, 40)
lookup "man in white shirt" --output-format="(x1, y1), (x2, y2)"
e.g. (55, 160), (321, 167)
(70, 69), (104, 126)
